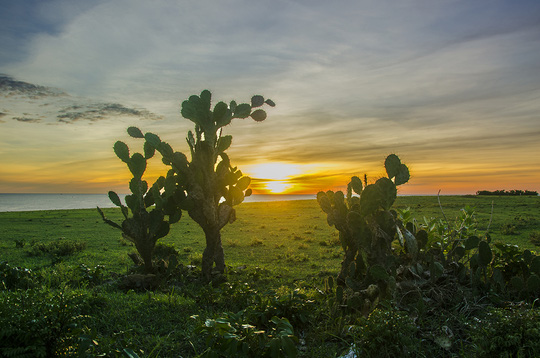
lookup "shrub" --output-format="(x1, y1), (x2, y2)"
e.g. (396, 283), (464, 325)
(529, 231), (540, 247)
(193, 312), (297, 358)
(348, 306), (420, 357)
(153, 242), (180, 260)
(501, 222), (518, 235)
(0, 262), (36, 290)
(25, 238), (86, 257)
(0, 289), (96, 357)
(13, 239), (25, 248)
(250, 238), (264, 247)
(469, 306), (540, 357)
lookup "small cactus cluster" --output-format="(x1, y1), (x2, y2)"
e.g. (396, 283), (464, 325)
(317, 154), (422, 314)
(97, 129), (188, 273)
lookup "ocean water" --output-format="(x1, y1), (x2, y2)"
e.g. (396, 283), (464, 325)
(0, 193), (316, 212)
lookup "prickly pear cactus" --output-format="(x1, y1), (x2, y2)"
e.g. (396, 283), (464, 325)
(318, 154), (418, 313)
(129, 90), (274, 280)
(98, 128), (186, 273)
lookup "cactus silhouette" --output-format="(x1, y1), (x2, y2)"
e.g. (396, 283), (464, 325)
(97, 131), (186, 273)
(317, 154), (418, 313)
(131, 90), (274, 280)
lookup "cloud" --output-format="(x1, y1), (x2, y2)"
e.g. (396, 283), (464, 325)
(0, 75), (164, 124)
(57, 103), (163, 123)
(0, 74), (66, 98)
(13, 117), (42, 123)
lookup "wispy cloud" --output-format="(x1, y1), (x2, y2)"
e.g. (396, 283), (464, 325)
(56, 103), (162, 123)
(13, 117), (42, 123)
(0, 75), (163, 124)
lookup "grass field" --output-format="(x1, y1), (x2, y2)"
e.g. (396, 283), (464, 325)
(1, 195), (539, 357)
(1, 195), (539, 276)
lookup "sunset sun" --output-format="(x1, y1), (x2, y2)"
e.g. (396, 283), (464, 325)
(244, 163), (302, 194)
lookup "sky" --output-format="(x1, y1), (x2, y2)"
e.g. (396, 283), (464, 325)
(1, 0), (539, 195)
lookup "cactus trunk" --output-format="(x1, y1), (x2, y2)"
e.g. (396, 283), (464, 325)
(202, 226), (225, 280)
(338, 236), (358, 284)
(134, 240), (154, 273)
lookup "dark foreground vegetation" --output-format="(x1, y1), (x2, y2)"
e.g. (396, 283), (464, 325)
(1, 196), (539, 357)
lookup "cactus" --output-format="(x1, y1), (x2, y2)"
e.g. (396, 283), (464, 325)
(317, 154), (421, 312)
(98, 132), (186, 273)
(131, 90), (273, 280)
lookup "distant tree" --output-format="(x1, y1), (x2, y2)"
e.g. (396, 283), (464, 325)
(476, 190), (538, 196)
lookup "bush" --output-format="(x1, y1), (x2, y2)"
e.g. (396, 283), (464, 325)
(153, 242), (180, 261)
(500, 223), (518, 235)
(470, 306), (540, 357)
(348, 306), (421, 357)
(0, 288), (97, 357)
(529, 231), (540, 247)
(193, 312), (297, 358)
(26, 238), (86, 257)
(0, 261), (36, 290)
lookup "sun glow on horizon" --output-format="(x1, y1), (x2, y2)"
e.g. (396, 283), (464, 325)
(244, 163), (303, 194)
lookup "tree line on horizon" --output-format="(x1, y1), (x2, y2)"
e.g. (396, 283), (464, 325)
(476, 189), (538, 196)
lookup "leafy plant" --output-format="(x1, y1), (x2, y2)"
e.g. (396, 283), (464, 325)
(193, 312), (297, 357)
(0, 261), (36, 290)
(347, 306), (421, 357)
(249, 288), (315, 329)
(415, 201), (540, 299)
(130, 90), (274, 280)
(76, 264), (105, 286)
(469, 305), (540, 357)
(0, 289), (96, 357)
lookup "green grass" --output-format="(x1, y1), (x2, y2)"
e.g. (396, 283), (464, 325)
(1, 196), (538, 275)
(1, 195), (539, 357)
(393, 195), (540, 251)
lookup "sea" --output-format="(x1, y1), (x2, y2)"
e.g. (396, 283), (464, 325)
(0, 193), (316, 212)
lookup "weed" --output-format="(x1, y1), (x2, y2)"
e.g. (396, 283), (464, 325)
(529, 231), (540, 246)
(13, 239), (25, 248)
(153, 243), (179, 260)
(250, 238), (264, 247)
(26, 238), (86, 257)
(193, 312), (297, 358)
(348, 306), (420, 357)
(190, 253), (203, 266)
(0, 261), (36, 290)
(469, 305), (540, 357)
(287, 253), (309, 263)
(0, 289), (97, 357)
(501, 222), (518, 235)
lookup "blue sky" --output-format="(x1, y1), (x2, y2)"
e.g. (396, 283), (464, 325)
(1, 0), (540, 194)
